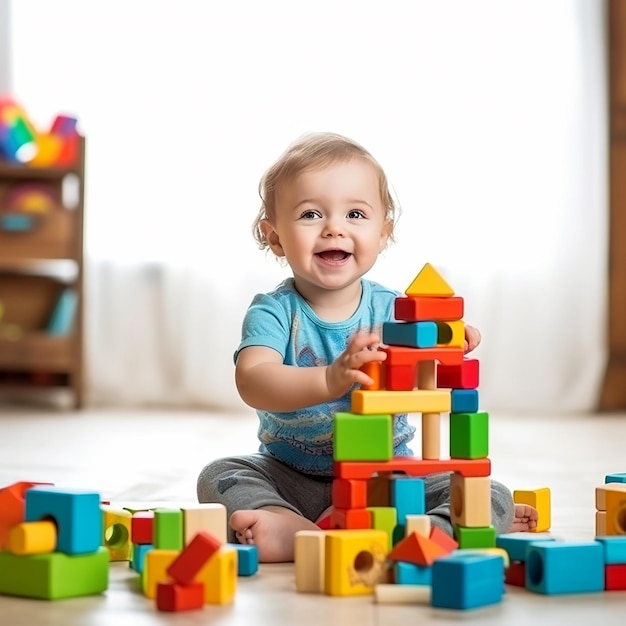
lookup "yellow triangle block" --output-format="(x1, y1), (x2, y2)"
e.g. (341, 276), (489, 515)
(404, 263), (454, 297)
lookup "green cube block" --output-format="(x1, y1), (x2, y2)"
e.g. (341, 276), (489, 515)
(366, 506), (398, 551)
(450, 411), (489, 459)
(333, 412), (393, 461)
(153, 508), (183, 550)
(455, 525), (497, 549)
(0, 547), (109, 600)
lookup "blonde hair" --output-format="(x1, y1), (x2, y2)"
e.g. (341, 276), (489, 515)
(253, 131), (400, 251)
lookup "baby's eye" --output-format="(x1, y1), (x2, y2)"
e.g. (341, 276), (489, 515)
(347, 209), (366, 219)
(300, 210), (321, 220)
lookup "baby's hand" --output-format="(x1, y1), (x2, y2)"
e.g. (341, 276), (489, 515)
(464, 325), (481, 353)
(326, 331), (386, 399)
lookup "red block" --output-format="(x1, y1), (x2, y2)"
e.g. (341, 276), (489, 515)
(167, 531), (222, 585)
(131, 511), (154, 545)
(429, 524), (458, 553)
(330, 508), (372, 530)
(395, 296), (464, 322)
(437, 359), (480, 389)
(332, 479), (368, 509)
(0, 481), (53, 549)
(156, 581), (204, 612)
(605, 564), (626, 590)
(505, 561), (526, 587)
(334, 457), (491, 480)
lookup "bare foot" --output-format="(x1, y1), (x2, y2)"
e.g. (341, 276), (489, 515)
(508, 503), (539, 532)
(230, 506), (320, 563)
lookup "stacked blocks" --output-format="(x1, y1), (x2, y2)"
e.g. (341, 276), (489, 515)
(0, 484), (108, 600)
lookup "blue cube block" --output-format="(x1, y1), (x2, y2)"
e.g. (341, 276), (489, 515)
(382, 321), (437, 348)
(596, 537), (626, 564)
(130, 543), (153, 574)
(394, 561), (431, 585)
(451, 389), (479, 413)
(431, 553), (505, 610)
(25, 486), (102, 555)
(391, 476), (425, 525)
(495, 534), (555, 562)
(605, 473), (626, 484)
(230, 543), (259, 576)
(526, 541), (604, 594)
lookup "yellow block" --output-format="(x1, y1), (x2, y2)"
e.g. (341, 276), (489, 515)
(102, 506), (132, 561)
(196, 545), (237, 604)
(142, 549), (179, 599)
(513, 487), (551, 533)
(324, 529), (388, 597)
(437, 320), (465, 349)
(351, 389), (451, 415)
(7, 520), (56, 555)
(404, 263), (455, 297)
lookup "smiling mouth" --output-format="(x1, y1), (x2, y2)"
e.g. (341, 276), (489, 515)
(316, 250), (351, 262)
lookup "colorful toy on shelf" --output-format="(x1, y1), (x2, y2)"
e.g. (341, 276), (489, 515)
(0, 96), (80, 167)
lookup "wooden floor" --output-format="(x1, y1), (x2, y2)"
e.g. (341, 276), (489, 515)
(0, 404), (625, 625)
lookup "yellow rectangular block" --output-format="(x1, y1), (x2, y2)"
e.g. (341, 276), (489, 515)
(513, 487), (551, 533)
(351, 390), (451, 415)
(102, 506), (132, 561)
(196, 545), (237, 604)
(142, 549), (179, 599)
(595, 483), (626, 511)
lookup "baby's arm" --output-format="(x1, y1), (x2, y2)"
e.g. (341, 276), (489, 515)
(235, 331), (386, 412)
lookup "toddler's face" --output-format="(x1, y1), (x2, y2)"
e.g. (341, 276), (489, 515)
(262, 158), (389, 297)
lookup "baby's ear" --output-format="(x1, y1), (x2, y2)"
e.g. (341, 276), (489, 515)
(260, 220), (285, 256)
(379, 219), (393, 251)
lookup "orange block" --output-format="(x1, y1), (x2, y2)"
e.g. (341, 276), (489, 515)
(429, 525), (458, 553)
(395, 296), (464, 322)
(0, 481), (53, 549)
(330, 508), (372, 530)
(360, 361), (383, 391)
(387, 531), (449, 566)
(334, 457), (491, 480)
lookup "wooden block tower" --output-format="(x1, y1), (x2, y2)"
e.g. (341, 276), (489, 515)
(332, 262), (495, 549)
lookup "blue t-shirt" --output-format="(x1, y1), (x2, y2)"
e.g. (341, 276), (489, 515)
(234, 277), (416, 476)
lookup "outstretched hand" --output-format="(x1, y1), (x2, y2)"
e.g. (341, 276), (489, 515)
(464, 325), (481, 353)
(326, 331), (386, 399)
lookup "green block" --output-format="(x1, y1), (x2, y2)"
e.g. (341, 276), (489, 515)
(333, 412), (393, 461)
(366, 506), (398, 551)
(450, 411), (489, 459)
(455, 525), (497, 549)
(0, 547), (109, 600)
(153, 508), (183, 550)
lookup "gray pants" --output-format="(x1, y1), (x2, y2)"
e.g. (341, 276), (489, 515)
(196, 453), (515, 543)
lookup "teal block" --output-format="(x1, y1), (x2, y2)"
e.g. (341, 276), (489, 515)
(605, 473), (626, 484)
(526, 541), (604, 594)
(451, 389), (479, 413)
(391, 476), (425, 525)
(495, 534), (555, 562)
(130, 543), (153, 573)
(596, 537), (626, 564)
(333, 412), (392, 461)
(0, 547), (109, 599)
(153, 508), (183, 550)
(394, 561), (431, 585)
(382, 321), (437, 348)
(230, 543), (259, 576)
(449, 411), (489, 459)
(431, 553), (505, 610)
(25, 487), (102, 555)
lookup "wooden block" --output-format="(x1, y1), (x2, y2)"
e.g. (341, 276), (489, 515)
(451, 389), (479, 413)
(351, 390), (450, 415)
(154, 508), (183, 550)
(459, 547), (510, 568)
(294, 530), (325, 593)
(0, 481), (52, 550)
(335, 457), (491, 480)
(384, 345), (464, 367)
(167, 531), (222, 585)
(595, 536), (626, 563)
(429, 525), (459, 553)
(367, 507), (397, 551)
(196, 546), (237, 604)
(324, 529), (388, 596)
(382, 321), (437, 348)
(596, 483), (626, 510)
(0, 546), (109, 600)
(405, 514), (431, 538)
(102, 506), (132, 561)
(451, 474), (492, 528)
(597, 511), (607, 536)
(525, 542), (604, 594)
(436, 320), (465, 349)
(25, 486), (102, 556)
(604, 487), (626, 535)
(230, 543), (258, 576)
(181, 503), (227, 545)
(330, 508), (372, 530)
(360, 360), (382, 391)
(131, 510), (154, 545)
(606, 473), (626, 484)
(333, 412), (393, 461)
(514, 487), (551, 533)
(605, 564), (626, 590)
(404, 263), (454, 297)
(130, 543), (153, 574)
(384, 364), (416, 391)
(7, 520), (56, 555)
(505, 561), (526, 586)
(395, 296), (464, 322)
(332, 479), (368, 509)
(418, 360), (440, 459)
(393, 560), (432, 584)
(455, 526), (497, 549)
(367, 474), (393, 507)
(450, 411), (489, 459)
(388, 531), (449, 566)
(375, 583), (430, 604)
(391, 476), (425, 525)
(142, 549), (180, 599)
(437, 359), (480, 389)
(156, 581), (204, 612)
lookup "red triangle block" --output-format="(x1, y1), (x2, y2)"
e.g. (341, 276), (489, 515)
(388, 531), (449, 566)
(429, 525), (458, 554)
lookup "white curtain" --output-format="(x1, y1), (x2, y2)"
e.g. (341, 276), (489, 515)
(7, 0), (607, 412)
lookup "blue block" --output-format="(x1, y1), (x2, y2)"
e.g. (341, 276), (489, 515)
(431, 553), (505, 610)
(495, 534), (555, 562)
(391, 476), (425, 525)
(382, 321), (437, 348)
(0, 214), (35, 232)
(230, 543), (259, 576)
(605, 473), (626, 484)
(394, 561), (431, 585)
(130, 543), (153, 574)
(451, 389), (479, 413)
(595, 537), (626, 564)
(525, 541), (604, 594)
(25, 486), (102, 555)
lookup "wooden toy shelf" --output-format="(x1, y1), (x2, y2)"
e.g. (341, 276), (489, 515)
(0, 137), (85, 408)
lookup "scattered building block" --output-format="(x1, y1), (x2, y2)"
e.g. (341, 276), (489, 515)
(324, 530), (388, 596)
(455, 526), (496, 549)
(451, 389), (479, 413)
(437, 359), (479, 389)
(130, 543), (153, 574)
(387, 531), (449, 567)
(367, 507), (397, 551)
(196, 545), (237, 604)
(595, 484), (626, 535)
(514, 487), (551, 533)
(525, 541), (604, 594)
(131, 510), (154, 545)
(495, 534), (556, 562)
(605, 564), (626, 590)
(7, 520), (56, 555)
(450, 474), (492, 527)
(505, 561), (526, 586)
(360, 360), (383, 391)
(153, 508), (183, 550)
(404, 514), (431, 539)
(394, 296), (464, 322)
(436, 320), (465, 349)
(429, 525), (459, 553)
(332, 479), (368, 509)
(329, 507), (372, 530)
(351, 389), (451, 415)
(142, 549), (180, 599)
(0, 481), (52, 549)
(595, 536), (626, 563)
(382, 321), (437, 348)
(102, 506), (132, 561)
(335, 457), (491, 480)
(393, 561), (432, 585)
(605, 473), (626, 484)
(295, 530), (325, 593)
(230, 543), (258, 576)
(450, 411), (489, 459)
(375, 583), (430, 604)
(391, 477), (425, 525)
(167, 531), (222, 586)
(25, 487), (102, 556)
(156, 581), (204, 612)
(181, 503), (227, 545)
(333, 412), (393, 461)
